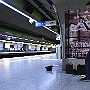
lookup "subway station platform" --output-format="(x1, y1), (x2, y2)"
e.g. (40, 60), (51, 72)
(0, 51), (55, 58)
(0, 53), (90, 90)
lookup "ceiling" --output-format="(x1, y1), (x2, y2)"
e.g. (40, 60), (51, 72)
(27, 0), (57, 20)
(0, 0), (89, 43)
(0, 1), (57, 43)
(52, 0), (90, 24)
(34, 0), (89, 24)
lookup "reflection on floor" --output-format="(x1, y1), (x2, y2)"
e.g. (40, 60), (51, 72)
(0, 53), (90, 90)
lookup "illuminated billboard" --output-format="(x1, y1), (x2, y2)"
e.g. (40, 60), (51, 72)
(65, 9), (90, 59)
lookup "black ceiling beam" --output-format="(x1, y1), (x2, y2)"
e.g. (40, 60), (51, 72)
(32, 0), (55, 20)
(0, 21), (56, 42)
(0, 21), (41, 37)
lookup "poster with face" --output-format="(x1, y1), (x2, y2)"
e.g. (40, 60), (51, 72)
(65, 9), (90, 59)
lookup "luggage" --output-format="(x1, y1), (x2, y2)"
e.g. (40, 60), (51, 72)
(66, 62), (73, 74)
(45, 65), (53, 71)
(77, 64), (86, 75)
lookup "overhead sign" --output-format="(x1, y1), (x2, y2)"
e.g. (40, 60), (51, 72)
(35, 21), (46, 27)
(46, 20), (56, 26)
(35, 20), (56, 27)
(56, 35), (60, 40)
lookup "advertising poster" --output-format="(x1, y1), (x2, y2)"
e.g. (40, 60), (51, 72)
(65, 9), (90, 59)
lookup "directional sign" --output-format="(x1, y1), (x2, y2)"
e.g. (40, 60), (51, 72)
(35, 21), (46, 27)
(56, 35), (60, 40)
(45, 20), (56, 26)
(35, 20), (56, 27)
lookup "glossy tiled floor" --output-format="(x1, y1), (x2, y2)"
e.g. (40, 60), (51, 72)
(0, 53), (90, 90)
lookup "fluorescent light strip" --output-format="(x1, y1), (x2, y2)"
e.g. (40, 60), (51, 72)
(0, 0), (58, 35)
(43, 26), (59, 35)
(0, 0), (37, 22)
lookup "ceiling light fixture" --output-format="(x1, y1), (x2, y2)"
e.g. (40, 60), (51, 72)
(43, 26), (59, 35)
(19, 38), (22, 39)
(0, 0), (37, 24)
(25, 39), (28, 40)
(0, 0), (58, 34)
(37, 41), (39, 42)
(30, 40), (33, 41)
